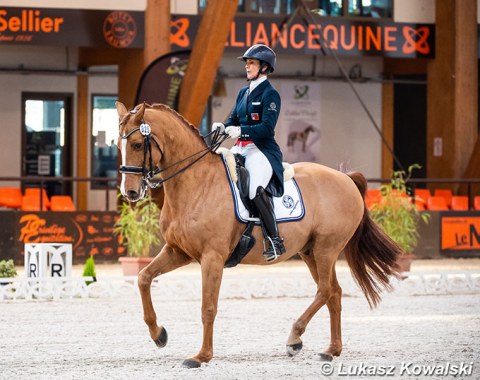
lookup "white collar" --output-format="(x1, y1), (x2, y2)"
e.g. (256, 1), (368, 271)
(249, 76), (267, 94)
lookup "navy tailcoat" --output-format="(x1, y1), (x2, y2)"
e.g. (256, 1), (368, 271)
(224, 80), (284, 197)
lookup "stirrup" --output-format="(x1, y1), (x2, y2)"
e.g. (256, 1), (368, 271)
(262, 236), (285, 262)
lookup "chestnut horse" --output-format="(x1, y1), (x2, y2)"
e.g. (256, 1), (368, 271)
(116, 102), (402, 368)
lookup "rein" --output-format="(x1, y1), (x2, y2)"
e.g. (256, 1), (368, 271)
(119, 121), (230, 188)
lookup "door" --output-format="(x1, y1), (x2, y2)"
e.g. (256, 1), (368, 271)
(21, 93), (73, 196)
(393, 79), (427, 179)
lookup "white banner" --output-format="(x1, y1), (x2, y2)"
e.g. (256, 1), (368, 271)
(277, 81), (321, 163)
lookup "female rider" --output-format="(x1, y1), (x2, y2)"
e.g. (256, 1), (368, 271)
(212, 44), (285, 262)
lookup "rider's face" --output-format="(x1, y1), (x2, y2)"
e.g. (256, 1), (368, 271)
(245, 59), (261, 80)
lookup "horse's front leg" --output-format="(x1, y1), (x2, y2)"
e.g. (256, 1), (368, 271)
(183, 253), (224, 368)
(138, 245), (192, 348)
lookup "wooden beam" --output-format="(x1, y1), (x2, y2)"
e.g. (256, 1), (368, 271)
(118, 50), (145, 109)
(76, 74), (89, 211)
(178, 0), (238, 127)
(144, 0), (171, 67)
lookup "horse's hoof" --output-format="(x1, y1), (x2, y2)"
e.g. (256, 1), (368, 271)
(319, 352), (334, 362)
(153, 326), (168, 348)
(182, 359), (201, 368)
(286, 342), (303, 357)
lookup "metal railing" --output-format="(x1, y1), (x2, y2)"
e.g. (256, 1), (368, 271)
(2, 176), (480, 211)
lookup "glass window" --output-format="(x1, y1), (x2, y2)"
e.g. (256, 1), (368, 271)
(250, 0), (294, 15)
(315, 0), (343, 16)
(199, 0), (246, 13)
(199, 0), (293, 15)
(348, 0), (392, 18)
(91, 95), (118, 189)
(22, 93), (73, 196)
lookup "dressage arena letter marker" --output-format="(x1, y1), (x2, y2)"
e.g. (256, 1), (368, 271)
(24, 243), (72, 278)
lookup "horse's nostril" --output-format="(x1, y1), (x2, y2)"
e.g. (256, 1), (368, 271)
(127, 190), (139, 200)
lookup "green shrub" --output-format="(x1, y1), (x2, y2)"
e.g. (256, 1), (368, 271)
(82, 256), (97, 285)
(370, 165), (430, 253)
(0, 259), (17, 278)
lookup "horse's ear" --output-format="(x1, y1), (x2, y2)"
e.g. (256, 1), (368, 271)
(116, 101), (128, 119)
(133, 102), (146, 123)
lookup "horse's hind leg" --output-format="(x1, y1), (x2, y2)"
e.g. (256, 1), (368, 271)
(138, 245), (192, 348)
(321, 269), (342, 360)
(287, 247), (342, 360)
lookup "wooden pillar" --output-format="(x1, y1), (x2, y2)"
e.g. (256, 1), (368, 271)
(76, 74), (89, 211)
(427, 0), (478, 183)
(118, 49), (145, 109)
(144, 0), (171, 67)
(178, 0), (238, 127)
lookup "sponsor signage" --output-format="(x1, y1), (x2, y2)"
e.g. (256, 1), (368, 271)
(1, 211), (123, 264)
(171, 14), (435, 58)
(0, 7), (144, 48)
(441, 214), (480, 253)
(0, 7), (434, 58)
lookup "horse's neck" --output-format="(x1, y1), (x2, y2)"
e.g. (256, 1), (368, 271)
(155, 118), (206, 170)
(162, 153), (222, 211)
(153, 118), (222, 204)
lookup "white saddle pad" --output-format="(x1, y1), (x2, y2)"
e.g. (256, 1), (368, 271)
(221, 157), (305, 224)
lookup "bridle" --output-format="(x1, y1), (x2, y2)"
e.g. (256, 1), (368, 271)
(119, 120), (229, 188)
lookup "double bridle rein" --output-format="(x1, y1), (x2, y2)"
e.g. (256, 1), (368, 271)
(119, 121), (229, 188)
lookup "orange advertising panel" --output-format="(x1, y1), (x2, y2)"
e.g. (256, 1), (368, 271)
(441, 216), (480, 250)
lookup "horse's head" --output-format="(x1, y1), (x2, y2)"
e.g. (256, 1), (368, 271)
(116, 101), (162, 202)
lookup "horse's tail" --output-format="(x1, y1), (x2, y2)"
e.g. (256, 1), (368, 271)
(344, 172), (403, 308)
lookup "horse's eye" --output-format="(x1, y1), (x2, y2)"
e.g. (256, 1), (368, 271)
(132, 142), (143, 150)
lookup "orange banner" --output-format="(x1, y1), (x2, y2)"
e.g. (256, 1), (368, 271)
(441, 216), (480, 250)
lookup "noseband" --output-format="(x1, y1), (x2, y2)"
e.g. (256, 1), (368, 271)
(119, 120), (229, 188)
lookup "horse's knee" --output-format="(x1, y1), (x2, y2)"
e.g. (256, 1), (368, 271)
(138, 270), (153, 291)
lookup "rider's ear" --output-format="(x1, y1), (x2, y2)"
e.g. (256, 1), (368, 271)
(134, 102), (146, 124)
(116, 101), (128, 119)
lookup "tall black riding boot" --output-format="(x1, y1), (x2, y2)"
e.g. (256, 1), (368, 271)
(252, 187), (286, 262)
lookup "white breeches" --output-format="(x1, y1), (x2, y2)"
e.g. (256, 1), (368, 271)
(231, 143), (273, 199)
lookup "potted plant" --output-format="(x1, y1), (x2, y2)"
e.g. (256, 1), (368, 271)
(369, 165), (430, 274)
(114, 196), (163, 276)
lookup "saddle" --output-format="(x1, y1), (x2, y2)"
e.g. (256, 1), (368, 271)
(218, 148), (304, 268)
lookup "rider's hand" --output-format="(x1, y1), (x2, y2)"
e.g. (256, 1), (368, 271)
(225, 126), (241, 139)
(212, 122), (225, 134)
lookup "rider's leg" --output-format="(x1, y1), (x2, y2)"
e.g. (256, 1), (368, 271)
(243, 146), (285, 262)
(251, 186), (286, 262)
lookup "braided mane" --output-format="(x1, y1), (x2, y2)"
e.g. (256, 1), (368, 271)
(148, 103), (208, 148)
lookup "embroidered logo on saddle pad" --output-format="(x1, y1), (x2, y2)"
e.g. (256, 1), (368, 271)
(217, 149), (305, 224)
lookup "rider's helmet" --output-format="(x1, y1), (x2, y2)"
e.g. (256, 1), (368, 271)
(238, 44), (276, 74)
